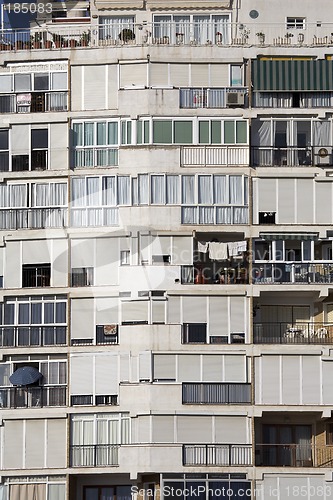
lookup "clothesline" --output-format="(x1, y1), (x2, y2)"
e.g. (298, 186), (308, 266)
(198, 240), (247, 260)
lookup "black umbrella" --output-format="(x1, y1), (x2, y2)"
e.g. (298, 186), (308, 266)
(9, 366), (43, 386)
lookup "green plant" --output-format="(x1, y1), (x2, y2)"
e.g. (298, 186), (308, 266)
(81, 32), (90, 45)
(119, 28), (135, 42)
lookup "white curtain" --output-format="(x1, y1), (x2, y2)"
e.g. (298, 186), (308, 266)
(182, 175), (195, 204)
(99, 16), (134, 41)
(199, 207), (214, 224)
(233, 207), (248, 224)
(10, 184), (26, 207)
(213, 175), (227, 204)
(216, 207), (232, 224)
(86, 177), (100, 206)
(71, 178), (85, 207)
(102, 177), (116, 206)
(213, 15), (229, 44)
(193, 15), (210, 44)
(117, 176), (130, 205)
(182, 207), (197, 224)
(138, 174), (149, 204)
(174, 16), (191, 43)
(0, 486), (7, 500)
(87, 208), (103, 226)
(0, 184), (8, 207)
(10, 484), (45, 500)
(166, 175), (179, 204)
(151, 175), (165, 204)
(104, 208), (118, 225)
(48, 484), (66, 500)
(252, 120), (274, 166)
(253, 93), (292, 107)
(229, 176), (242, 204)
(198, 175), (213, 204)
(313, 120), (331, 146)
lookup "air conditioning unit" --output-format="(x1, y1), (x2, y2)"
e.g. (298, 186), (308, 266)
(314, 146), (332, 166)
(226, 91), (245, 106)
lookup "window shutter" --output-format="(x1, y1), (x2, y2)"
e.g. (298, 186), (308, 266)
(3, 420), (23, 469)
(71, 66), (82, 110)
(50, 123), (68, 170)
(71, 238), (94, 267)
(139, 351), (151, 381)
(121, 301), (148, 323)
(137, 416), (150, 443)
(258, 356), (280, 404)
(178, 355), (200, 381)
(210, 64), (229, 87)
(202, 355), (223, 381)
(281, 355), (300, 405)
(278, 179), (295, 223)
(214, 416), (248, 443)
(170, 64), (189, 86)
(107, 65), (118, 109)
(152, 236), (171, 256)
(151, 300), (165, 324)
(322, 360), (333, 404)
(191, 64), (209, 86)
(70, 355), (93, 394)
(296, 179), (314, 224)
(120, 63), (148, 88)
(224, 355), (246, 382)
(230, 297), (245, 333)
(96, 237), (119, 286)
(316, 182), (332, 224)
(302, 356), (320, 404)
(95, 354), (119, 395)
(172, 236), (193, 265)
(96, 297), (119, 324)
(209, 296), (228, 336)
(258, 178), (277, 212)
(152, 416), (174, 443)
(167, 296), (181, 324)
(150, 63), (169, 86)
(177, 416), (212, 443)
(22, 239), (50, 264)
(11, 124), (29, 153)
(153, 354), (176, 380)
(182, 296), (207, 323)
(71, 298), (94, 340)
(25, 419), (45, 468)
(4, 241), (20, 288)
(84, 65), (106, 109)
(46, 419), (67, 468)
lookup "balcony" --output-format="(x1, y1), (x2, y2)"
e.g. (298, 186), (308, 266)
(182, 383), (251, 404)
(253, 263), (333, 284)
(183, 444), (252, 466)
(254, 323), (333, 344)
(179, 88), (247, 109)
(0, 208), (67, 230)
(251, 146), (333, 167)
(181, 146), (249, 167)
(181, 265), (249, 285)
(73, 147), (118, 168)
(256, 444), (313, 467)
(0, 386), (66, 408)
(0, 326), (67, 347)
(22, 264), (51, 288)
(0, 92), (68, 114)
(70, 444), (119, 467)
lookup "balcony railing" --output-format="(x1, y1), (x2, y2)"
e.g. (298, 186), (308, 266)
(73, 148), (118, 168)
(253, 263), (333, 284)
(179, 88), (247, 109)
(1, 23), (333, 51)
(182, 383), (251, 404)
(181, 266), (249, 285)
(0, 208), (67, 230)
(0, 326), (67, 347)
(0, 92), (68, 113)
(0, 386), (66, 408)
(254, 323), (333, 344)
(183, 444), (252, 466)
(255, 444), (313, 467)
(251, 146), (333, 167)
(181, 146), (249, 167)
(70, 444), (119, 467)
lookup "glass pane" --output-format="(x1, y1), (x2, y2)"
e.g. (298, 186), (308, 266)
(44, 303), (54, 323)
(224, 121), (235, 143)
(0, 130), (8, 150)
(108, 122), (118, 145)
(137, 120), (142, 144)
(199, 121), (209, 143)
(85, 487), (99, 500)
(153, 120), (172, 143)
(14, 74), (31, 92)
(52, 72), (67, 90)
(144, 121), (150, 143)
(230, 65), (242, 86)
(56, 302), (66, 323)
(4, 303), (14, 324)
(73, 123), (83, 147)
(31, 129), (48, 149)
(174, 121), (192, 143)
(34, 73), (49, 91)
(31, 302), (42, 324)
(84, 123), (94, 146)
(97, 122), (107, 145)
(18, 303), (30, 324)
(236, 121), (247, 143)
(211, 121), (221, 143)
(0, 74), (12, 92)
(101, 488), (113, 500)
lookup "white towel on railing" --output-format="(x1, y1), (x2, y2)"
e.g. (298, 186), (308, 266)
(208, 242), (228, 260)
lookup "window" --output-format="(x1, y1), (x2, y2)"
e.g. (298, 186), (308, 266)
(153, 120), (193, 144)
(31, 129), (48, 170)
(121, 120), (132, 145)
(137, 120), (150, 144)
(84, 486), (132, 500)
(198, 120), (247, 144)
(286, 17), (305, 29)
(0, 129), (9, 171)
(99, 16), (135, 41)
(120, 250), (130, 265)
(22, 264), (51, 288)
(327, 423), (333, 445)
(96, 325), (118, 344)
(72, 121), (119, 167)
(71, 267), (94, 287)
(258, 212), (276, 224)
(182, 323), (207, 343)
(230, 65), (243, 86)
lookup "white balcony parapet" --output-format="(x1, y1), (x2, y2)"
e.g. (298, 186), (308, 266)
(181, 146), (249, 167)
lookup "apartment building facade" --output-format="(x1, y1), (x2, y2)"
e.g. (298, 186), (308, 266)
(0, 0), (332, 499)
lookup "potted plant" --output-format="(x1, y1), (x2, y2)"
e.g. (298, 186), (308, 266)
(80, 32), (90, 47)
(44, 39), (52, 49)
(53, 34), (63, 48)
(285, 32), (294, 42)
(215, 31), (223, 44)
(15, 39), (24, 50)
(256, 31), (265, 44)
(69, 39), (78, 48)
(176, 32), (184, 44)
(119, 28), (135, 43)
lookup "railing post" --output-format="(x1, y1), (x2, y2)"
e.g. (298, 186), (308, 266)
(229, 444), (232, 465)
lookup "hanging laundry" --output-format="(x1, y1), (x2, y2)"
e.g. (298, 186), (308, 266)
(208, 242), (228, 260)
(236, 241), (247, 253)
(227, 242), (238, 257)
(197, 241), (208, 253)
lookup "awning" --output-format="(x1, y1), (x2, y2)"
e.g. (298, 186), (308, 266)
(9, 366), (43, 386)
(252, 60), (333, 92)
(259, 232), (319, 241)
(146, 0), (230, 8)
(95, 0), (144, 8)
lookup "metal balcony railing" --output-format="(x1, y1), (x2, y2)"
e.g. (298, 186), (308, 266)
(253, 263), (333, 284)
(179, 88), (247, 109)
(0, 326), (67, 347)
(70, 444), (119, 467)
(181, 146), (249, 167)
(0, 92), (68, 113)
(253, 323), (333, 344)
(0, 386), (67, 408)
(181, 265), (249, 285)
(1, 22), (333, 51)
(255, 444), (313, 467)
(183, 444), (252, 466)
(182, 383), (251, 404)
(251, 146), (333, 167)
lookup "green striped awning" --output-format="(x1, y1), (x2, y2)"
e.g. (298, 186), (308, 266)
(252, 60), (333, 91)
(259, 232), (319, 241)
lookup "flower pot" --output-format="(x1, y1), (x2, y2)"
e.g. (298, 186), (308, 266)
(15, 40), (24, 50)
(44, 40), (52, 49)
(69, 39), (77, 48)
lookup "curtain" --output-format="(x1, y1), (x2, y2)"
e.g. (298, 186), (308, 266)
(174, 16), (191, 43)
(87, 208), (103, 226)
(166, 175), (179, 204)
(182, 176), (195, 204)
(138, 174), (149, 205)
(117, 176), (130, 205)
(10, 484), (45, 500)
(313, 120), (331, 146)
(229, 176), (242, 204)
(44, 303), (54, 324)
(47, 92), (67, 112)
(99, 16), (134, 41)
(198, 175), (213, 204)
(182, 207), (197, 224)
(97, 122), (106, 145)
(73, 123), (83, 146)
(33, 184), (47, 207)
(104, 208), (118, 225)
(233, 207), (248, 224)
(48, 484), (66, 500)
(32, 302), (42, 324)
(216, 207), (232, 224)
(253, 120), (274, 166)
(18, 303), (29, 324)
(84, 123), (94, 146)
(121, 417), (130, 443)
(131, 178), (138, 205)
(102, 177), (116, 206)
(71, 178), (85, 207)
(213, 15), (229, 44)
(193, 15), (210, 44)
(199, 207), (214, 224)
(213, 175), (227, 204)
(86, 177), (100, 206)
(151, 175), (165, 204)
(0, 486), (7, 500)
(153, 15), (172, 40)
(10, 184), (26, 207)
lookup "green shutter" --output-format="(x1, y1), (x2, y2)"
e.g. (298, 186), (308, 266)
(174, 121), (192, 144)
(199, 121), (209, 144)
(153, 120), (172, 143)
(224, 121), (235, 144)
(236, 121), (247, 144)
(211, 121), (221, 144)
